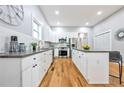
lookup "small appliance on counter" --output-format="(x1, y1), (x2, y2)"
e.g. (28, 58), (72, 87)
(18, 43), (26, 52)
(9, 36), (26, 52)
(9, 36), (19, 52)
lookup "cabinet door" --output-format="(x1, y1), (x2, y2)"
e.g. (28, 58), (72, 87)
(41, 52), (48, 78)
(43, 27), (50, 41)
(39, 53), (44, 81)
(48, 50), (53, 64)
(74, 51), (77, 65)
(72, 50), (78, 67)
(32, 63), (40, 87)
(72, 50), (74, 62)
(76, 51), (81, 70)
(80, 52), (87, 79)
(87, 53), (109, 84)
(22, 66), (32, 87)
(32, 55), (41, 87)
(54, 49), (58, 57)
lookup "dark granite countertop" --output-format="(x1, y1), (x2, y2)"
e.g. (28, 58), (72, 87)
(0, 48), (53, 58)
(73, 48), (109, 53)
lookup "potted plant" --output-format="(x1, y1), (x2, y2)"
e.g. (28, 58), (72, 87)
(82, 44), (90, 50)
(31, 42), (37, 51)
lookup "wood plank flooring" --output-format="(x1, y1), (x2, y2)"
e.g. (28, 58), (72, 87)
(40, 58), (124, 87)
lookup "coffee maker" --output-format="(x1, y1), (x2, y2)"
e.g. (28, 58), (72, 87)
(9, 36), (19, 52)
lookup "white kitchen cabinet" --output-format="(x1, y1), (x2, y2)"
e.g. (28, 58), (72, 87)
(0, 58), (21, 87)
(32, 55), (41, 87)
(72, 49), (78, 66)
(42, 27), (55, 42)
(22, 53), (41, 87)
(42, 27), (50, 41)
(77, 51), (82, 71)
(80, 52), (87, 79)
(22, 66), (32, 87)
(38, 50), (53, 84)
(86, 53), (109, 84)
(71, 49), (109, 84)
(39, 53), (44, 80)
(75, 50), (81, 70)
(54, 48), (58, 57)
(0, 49), (53, 87)
(47, 50), (53, 64)
(32, 63), (40, 87)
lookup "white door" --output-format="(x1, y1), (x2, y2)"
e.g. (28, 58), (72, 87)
(94, 31), (111, 51)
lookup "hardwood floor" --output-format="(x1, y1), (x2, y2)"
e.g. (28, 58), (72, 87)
(40, 58), (124, 87)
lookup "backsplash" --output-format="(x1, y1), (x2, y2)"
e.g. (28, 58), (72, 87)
(0, 26), (39, 53)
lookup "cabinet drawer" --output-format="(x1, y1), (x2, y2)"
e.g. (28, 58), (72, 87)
(21, 54), (41, 71)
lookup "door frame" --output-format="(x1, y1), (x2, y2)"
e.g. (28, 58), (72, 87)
(93, 30), (112, 51)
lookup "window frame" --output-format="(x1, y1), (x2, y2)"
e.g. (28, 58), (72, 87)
(32, 16), (42, 40)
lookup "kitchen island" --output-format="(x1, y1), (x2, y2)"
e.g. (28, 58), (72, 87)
(0, 48), (53, 87)
(72, 48), (109, 84)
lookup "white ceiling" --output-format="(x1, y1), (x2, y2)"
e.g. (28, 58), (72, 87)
(40, 5), (123, 27)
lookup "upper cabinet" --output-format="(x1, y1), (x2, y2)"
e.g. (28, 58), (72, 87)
(42, 26), (50, 41)
(42, 26), (58, 42)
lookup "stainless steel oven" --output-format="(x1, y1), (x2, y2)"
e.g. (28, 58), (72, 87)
(58, 47), (68, 57)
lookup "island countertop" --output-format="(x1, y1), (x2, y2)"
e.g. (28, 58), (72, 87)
(0, 48), (53, 58)
(73, 48), (110, 53)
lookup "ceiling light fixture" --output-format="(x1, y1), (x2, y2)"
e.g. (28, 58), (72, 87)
(55, 10), (60, 15)
(57, 21), (60, 25)
(85, 22), (89, 26)
(97, 11), (103, 15)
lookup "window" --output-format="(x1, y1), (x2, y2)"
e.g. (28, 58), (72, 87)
(32, 17), (42, 40)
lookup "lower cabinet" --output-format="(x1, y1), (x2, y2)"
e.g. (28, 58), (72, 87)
(54, 48), (58, 57)
(71, 49), (109, 84)
(32, 61), (40, 87)
(80, 52), (87, 80)
(86, 53), (109, 84)
(22, 66), (32, 87)
(22, 50), (53, 87)
(0, 49), (53, 87)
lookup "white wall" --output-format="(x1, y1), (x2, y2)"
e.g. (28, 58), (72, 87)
(93, 8), (124, 59)
(0, 5), (51, 52)
(52, 27), (93, 49)
(0, 5), (50, 36)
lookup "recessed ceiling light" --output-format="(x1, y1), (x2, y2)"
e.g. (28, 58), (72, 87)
(57, 21), (60, 25)
(85, 22), (89, 26)
(55, 10), (60, 15)
(97, 11), (103, 15)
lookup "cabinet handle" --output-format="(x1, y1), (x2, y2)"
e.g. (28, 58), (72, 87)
(35, 64), (37, 66)
(33, 58), (36, 60)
